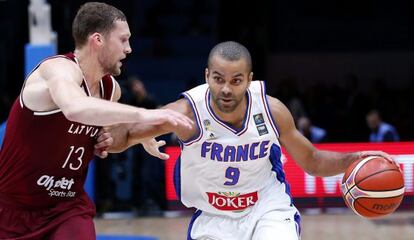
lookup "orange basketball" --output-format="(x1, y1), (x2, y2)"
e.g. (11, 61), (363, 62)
(341, 156), (405, 218)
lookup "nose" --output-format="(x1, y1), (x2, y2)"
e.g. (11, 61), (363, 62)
(221, 83), (232, 96)
(125, 42), (132, 54)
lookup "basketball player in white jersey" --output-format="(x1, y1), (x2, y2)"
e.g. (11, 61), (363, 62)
(104, 41), (397, 240)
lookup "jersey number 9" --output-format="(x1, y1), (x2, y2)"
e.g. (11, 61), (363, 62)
(224, 167), (240, 186)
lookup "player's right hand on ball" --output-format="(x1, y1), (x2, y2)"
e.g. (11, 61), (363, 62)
(357, 151), (401, 171)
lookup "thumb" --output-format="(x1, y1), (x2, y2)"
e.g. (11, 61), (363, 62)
(159, 153), (170, 160)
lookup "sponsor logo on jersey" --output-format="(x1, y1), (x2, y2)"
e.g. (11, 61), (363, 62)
(203, 119), (212, 131)
(68, 123), (99, 137)
(257, 124), (269, 136)
(253, 113), (265, 125)
(36, 175), (77, 198)
(206, 191), (258, 211)
(253, 113), (269, 136)
(201, 140), (270, 162)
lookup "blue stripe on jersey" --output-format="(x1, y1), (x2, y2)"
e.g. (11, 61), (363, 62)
(174, 156), (182, 200)
(260, 81), (280, 137)
(269, 144), (293, 205)
(179, 93), (203, 145)
(294, 212), (302, 237)
(187, 210), (202, 240)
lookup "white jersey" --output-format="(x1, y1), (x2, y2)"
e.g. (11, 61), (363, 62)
(176, 81), (294, 218)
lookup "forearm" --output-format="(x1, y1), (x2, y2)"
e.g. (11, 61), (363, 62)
(63, 97), (148, 126)
(311, 150), (360, 177)
(107, 123), (170, 153)
(127, 123), (170, 142)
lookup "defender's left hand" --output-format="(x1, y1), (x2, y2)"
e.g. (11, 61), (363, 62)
(94, 127), (114, 158)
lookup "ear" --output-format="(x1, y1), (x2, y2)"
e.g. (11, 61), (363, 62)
(247, 72), (253, 87)
(90, 32), (104, 46)
(205, 68), (209, 83)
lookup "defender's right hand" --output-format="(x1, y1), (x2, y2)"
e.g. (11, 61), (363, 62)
(143, 109), (193, 130)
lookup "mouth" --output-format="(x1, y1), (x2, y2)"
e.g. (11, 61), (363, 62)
(219, 98), (234, 105)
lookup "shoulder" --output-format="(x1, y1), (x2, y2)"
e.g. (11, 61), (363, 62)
(37, 57), (82, 83)
(38, 56), (80, 73)
(182, 83), (209, 102)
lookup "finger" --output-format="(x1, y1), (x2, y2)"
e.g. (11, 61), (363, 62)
(173, 116), (192, 130)
(156, 140), (166, 147)
(159, 153), (170, 160)
(96, 132), (111, 143)
(383, 153), (394, 162)
(94, 149), (108, 158)
(94, 137), (113, 149)
(168, 117), (179, 127)
(149, 149), (169, 160)
(99, 151), (108, 159)
(361, 151), (400, 169)
(96, 128), (108, 138)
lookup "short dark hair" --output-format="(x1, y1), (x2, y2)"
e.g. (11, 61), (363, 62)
(207, 41), (252, 72)
(72, 2), (126, 47)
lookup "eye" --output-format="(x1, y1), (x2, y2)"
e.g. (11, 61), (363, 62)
(233, 79), (242, 84)
(213, 76), (223, 82)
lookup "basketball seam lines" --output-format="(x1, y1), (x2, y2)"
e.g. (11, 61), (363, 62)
(354, 169), (404, 192)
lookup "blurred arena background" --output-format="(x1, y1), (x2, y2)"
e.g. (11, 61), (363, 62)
(0, 0), (413, 239)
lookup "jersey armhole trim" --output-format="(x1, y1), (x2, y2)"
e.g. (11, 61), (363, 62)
(99, 79), (105, 99)
(260, 81), (280, 138)
(179, 93), (203, 146)
(20, 55), (73, 115)
(109, 76), (116, 101)
(33, 109), (62, 116)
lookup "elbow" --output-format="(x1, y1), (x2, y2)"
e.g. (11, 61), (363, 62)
(304, 164), (319, 176)
(62, 107), (81, 122)
(61, 101), (85, 123)
(302, 157), (322, 176)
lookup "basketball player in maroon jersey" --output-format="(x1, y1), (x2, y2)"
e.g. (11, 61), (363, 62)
(0, 2), (191, 239)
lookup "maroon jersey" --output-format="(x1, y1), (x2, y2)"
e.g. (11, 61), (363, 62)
(0, 53), (116, 210)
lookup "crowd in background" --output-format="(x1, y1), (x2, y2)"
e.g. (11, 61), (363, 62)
(272, 74), (412, 142)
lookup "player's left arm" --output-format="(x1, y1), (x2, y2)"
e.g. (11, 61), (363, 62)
(267, 95), (394, 177)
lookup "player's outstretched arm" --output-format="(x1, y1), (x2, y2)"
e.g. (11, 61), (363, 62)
(100, 98), (197, 155)
(268, 96), (382, 177)
(39, 58), (192, 127)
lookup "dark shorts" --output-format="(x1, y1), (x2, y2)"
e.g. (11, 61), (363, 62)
(0, 197), (95, 240)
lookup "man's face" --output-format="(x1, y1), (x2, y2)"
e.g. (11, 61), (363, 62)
(366, 113), (380, 130)
(99, 20), (132, 76)
(206, 55), (252, 113)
